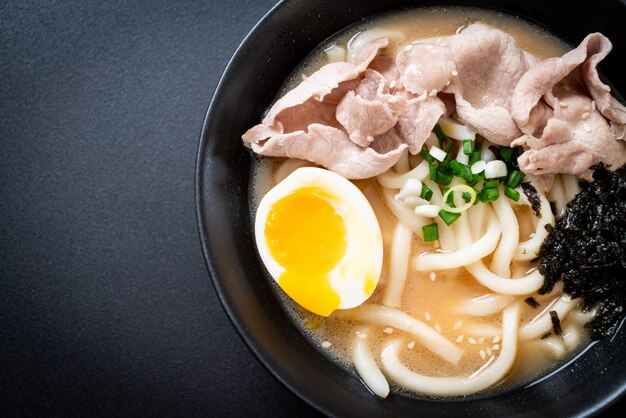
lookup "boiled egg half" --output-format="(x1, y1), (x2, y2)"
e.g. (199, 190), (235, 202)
(255, 167), (383, 316)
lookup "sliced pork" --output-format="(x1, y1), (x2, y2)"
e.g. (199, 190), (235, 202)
(511, 33), (626, 179)
(243, 24), (626, 181)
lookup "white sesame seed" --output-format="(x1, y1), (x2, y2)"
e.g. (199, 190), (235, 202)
(479, 350), (486, 359)
(366, 135), (374, 142)
(584, 123), (591, 133)
(434, 324), (442, 333)
(429, 89), (437, 97)
(451, 70), (459, 76)
(492, 344), (500, 351)
(445, 80), (451, 87)
(468, 337), (478, 345)
(383, 327), (394, 334)
(356, 331), (367, 339)
(389, 80), (397, 89)
(429, 272), (437, 281)
(453, 320), (463, 330)
(486, 347), (492, 356)
(322, 341), (332, 348)
(301, 74), (308, 81)
(559, 102), (568, 108)
(493, 336), (501, 343)
(581, 112), (590, 119)
(456, 335), (464, 343)
(407, 341), (416, 349)
(404, 44), (413, 52)
(388, 96), (398, 103)
(479, 337), (486, 344)
(425, 311), (432, 321)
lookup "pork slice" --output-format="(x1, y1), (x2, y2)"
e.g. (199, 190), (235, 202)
(446, 24), (530, 145)
(250, 123), (407, 179)
(242, 38), (389, 147)
(396, 43), (455, 96)
(395, 23), (531, 145)
(512, 33), (626, 131)
(368, 55), (400, 83)
(511, 35), (626, 179)
(336, 70), (405, 147)
(336, 91), (398, 147)
(582, 36), (626, 124)
(396, 96), (446, 154)
(512, 92), (626, 180)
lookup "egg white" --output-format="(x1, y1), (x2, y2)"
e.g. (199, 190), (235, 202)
(254, 167), (383, 312)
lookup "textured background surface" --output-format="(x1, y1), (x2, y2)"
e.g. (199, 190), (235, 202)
(0, 0), (623, 416)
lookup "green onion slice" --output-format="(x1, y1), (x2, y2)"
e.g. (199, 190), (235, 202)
(438, 209), (461, 226)
(505, 169), (525, 188)
(463, 140), (473, 155)
(504, 186), (521, 201)
(441, 184), (477, 213)
(420, 183), (433, 201)
(422, 223), (439, 242)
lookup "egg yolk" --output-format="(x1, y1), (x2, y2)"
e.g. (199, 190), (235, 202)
(264, 187), (347, 316)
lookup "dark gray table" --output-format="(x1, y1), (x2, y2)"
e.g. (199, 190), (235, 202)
(0, 1), (623, 416)
(1, 0), (317, 415)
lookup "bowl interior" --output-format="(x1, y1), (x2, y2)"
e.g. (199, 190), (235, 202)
(196, 0), (626, 416)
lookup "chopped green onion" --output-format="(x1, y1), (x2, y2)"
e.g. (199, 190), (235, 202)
(467, 177), (480, 187)
(420, 183), (433, 201)
(449, 160), (463, 175)
(438, 162), (454, 177)
(504, 186), (520, 201)
(422, 223), (439, 242)
(467, 172), (483, 187)
(483, 180), (500, 188)
(429, 145), (448, 162)
(436, 169), (453, 185)
(430, 164), (453, 186)
(433, 125), (453, 153)
(485, 160), (507, 179)
(505, 169), (525, 188)
(474, 141), (482, 151)
(478, 187), (500, 203)
(463, 140), (474, 155)
(438, 209), (462, 225)
(433, 124), (446, 142)
(441, 184), (477, 213)
(445, 189), (456, 207)
(468, 150), (481, 165)
(429, 163), (437, 181)
(458, 165), (473, 182)
(420, 147), (435, 164)
(499, 146), (515, 162)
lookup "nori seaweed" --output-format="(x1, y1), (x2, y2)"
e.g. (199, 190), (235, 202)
(550, 311), (563, 336)
(524, 297), (540, 308)
(538, 165), (626, 339)
(521, 182), (542, 218)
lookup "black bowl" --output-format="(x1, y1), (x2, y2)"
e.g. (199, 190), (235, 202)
(196, 1), (626, 416)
